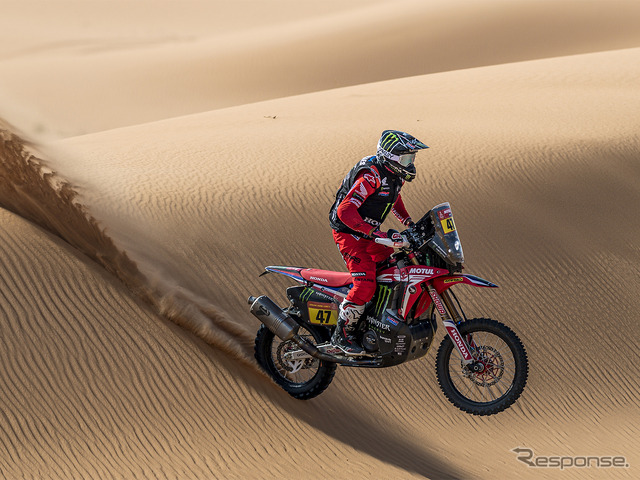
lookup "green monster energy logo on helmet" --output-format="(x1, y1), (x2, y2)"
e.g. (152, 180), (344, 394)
(378, 130), (428, 156)
(374, 284), (392, 317)
(380, 131), (401, 151)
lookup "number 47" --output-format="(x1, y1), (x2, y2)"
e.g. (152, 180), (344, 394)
(316, 310), (332, 324)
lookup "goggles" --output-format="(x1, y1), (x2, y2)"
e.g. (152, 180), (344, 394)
(397, 152), (416, 167)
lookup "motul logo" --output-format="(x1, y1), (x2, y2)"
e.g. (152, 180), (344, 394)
(446, 326), (472, 360)
(409, 267), (434, 275)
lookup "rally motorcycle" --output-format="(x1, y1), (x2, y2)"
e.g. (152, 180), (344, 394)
(248, 203), (528, 415)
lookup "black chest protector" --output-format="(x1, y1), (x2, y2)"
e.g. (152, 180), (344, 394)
(329, 156), (403, 237)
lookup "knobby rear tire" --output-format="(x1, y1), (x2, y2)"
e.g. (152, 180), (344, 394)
(436, 318), (528, 416)
(254, 323), (337, 400)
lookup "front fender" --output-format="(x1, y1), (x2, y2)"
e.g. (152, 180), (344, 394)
(410, 274), (498, 320)
(432, 274), (498, 292)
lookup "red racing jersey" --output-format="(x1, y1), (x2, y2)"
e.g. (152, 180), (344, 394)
(333, 164), (411, 237)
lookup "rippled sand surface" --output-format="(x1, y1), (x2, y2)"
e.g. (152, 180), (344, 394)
(1, 1), (639, 478)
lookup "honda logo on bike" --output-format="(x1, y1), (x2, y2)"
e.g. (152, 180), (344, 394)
(310, 276), (328, 283)
(445, 325), (472, 361)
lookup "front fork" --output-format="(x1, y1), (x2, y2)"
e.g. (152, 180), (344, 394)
(426, 285), (475, 365)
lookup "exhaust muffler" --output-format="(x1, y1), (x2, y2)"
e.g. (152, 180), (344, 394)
(248, 295), (300, 341)
(248, 295), (333, 361)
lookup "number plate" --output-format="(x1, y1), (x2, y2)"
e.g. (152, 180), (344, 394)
(308, 301), (338, 325)
(438, 208), (456, 233)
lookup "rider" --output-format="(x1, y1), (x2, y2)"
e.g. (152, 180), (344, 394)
(329, 130), (428, 354)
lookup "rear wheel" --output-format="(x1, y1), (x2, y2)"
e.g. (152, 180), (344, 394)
(436, 318), (528, 415)
(254, 322), (337, 400)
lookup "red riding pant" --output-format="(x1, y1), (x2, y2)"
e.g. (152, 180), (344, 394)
(333, 230), (393, 305)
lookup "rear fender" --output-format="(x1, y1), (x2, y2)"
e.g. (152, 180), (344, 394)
(262, 266), (305, 284)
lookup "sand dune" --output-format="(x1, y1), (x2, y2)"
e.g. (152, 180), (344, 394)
(1, 208), (453, 479)
(1, 1), (639, 478)
(1, 0), (640, 137)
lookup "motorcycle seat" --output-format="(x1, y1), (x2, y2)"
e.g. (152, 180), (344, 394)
(300, 268), (353, 287)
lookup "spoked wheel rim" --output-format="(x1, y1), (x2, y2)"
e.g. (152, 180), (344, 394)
(449, 330), (516, 404)
(436, 318), (528, 415)
(270, 327), (320, 385)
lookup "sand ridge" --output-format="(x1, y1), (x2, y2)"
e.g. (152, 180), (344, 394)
(1, 0), (640, 137)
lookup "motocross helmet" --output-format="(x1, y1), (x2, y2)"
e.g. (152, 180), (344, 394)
(376, 130), (428, 182)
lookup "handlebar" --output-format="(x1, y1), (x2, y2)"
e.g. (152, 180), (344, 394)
(374, 236), (411, 249)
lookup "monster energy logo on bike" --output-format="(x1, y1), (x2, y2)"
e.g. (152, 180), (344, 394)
(300, 288), (314, 302)
(374, 284), (391, 317)
(300, 287), (333, 303)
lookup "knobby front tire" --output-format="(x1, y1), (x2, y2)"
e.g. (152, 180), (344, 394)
(254, 323), (337, 400)
(436, 318), (528, 416)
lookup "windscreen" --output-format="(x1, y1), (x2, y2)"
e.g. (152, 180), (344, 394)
(427, 203), (464, 265)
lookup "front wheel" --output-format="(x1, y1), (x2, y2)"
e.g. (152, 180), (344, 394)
(436, 318), (528, 415)
(254, 323), (337, 400)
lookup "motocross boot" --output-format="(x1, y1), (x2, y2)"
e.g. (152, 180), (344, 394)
(331, 300), (365, 355)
